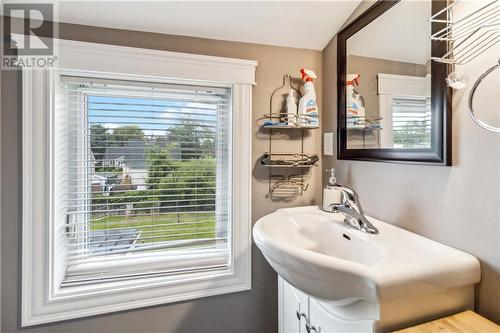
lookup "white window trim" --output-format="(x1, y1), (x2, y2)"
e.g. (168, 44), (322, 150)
(377, 73), (431, 148)
(22, 39), (256, 327)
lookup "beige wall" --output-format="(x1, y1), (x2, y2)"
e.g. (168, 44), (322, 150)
(323, 0), (499, 323)
(1, 21), (322, 333)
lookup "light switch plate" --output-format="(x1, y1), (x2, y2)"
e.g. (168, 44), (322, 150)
(324, 132), (333, 156)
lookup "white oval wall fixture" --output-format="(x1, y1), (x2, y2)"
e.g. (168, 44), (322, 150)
(445, 71), (466, 90)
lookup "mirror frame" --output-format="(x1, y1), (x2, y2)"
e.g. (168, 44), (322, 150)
(337, 0), (452, 165)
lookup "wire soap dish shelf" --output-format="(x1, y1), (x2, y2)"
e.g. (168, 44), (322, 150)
(268, 176), (309, 201)
(259, 152), (319, 168)
(260, 113), (319, 129)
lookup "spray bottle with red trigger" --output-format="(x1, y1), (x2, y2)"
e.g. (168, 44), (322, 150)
(298, 69), (319, 127)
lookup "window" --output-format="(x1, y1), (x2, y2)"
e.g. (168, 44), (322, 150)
(22, 40), (255, 326)
(377, 73), (431, 149)
(392, 96), (431, 148)
(63, 78), (231, 285)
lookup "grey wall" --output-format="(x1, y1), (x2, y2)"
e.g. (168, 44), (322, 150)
(323, 0), (500, 323)
(1, 21), (322, 333)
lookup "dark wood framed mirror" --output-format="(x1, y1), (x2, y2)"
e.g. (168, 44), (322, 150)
(337, 0), (451, 165)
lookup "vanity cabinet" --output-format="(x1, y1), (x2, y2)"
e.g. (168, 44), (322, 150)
(280, 276), (308, 333)
(278, 275), (475, 333)
(308, 297), (374, 333)
(279, 277), (374, 333)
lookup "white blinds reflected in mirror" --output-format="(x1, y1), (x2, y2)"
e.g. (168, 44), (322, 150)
(392, 97), (431, 148)
(60, 76), (232, 285)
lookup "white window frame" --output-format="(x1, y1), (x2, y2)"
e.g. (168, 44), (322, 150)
(377, 73), (431, 148)
(22, 39), (256, 327)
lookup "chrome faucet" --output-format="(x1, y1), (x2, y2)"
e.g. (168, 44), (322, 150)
(323, 169), (378, 234)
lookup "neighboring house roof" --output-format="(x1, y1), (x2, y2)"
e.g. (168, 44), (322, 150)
(125, 140), (146, 168)
(102, 140), (147, 168)
(103, 147), (126, 162)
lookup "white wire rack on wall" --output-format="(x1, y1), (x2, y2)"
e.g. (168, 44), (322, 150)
(430, 0), (500, 132)
(430, 0), (499, 65)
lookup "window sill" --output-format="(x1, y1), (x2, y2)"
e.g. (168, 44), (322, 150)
(63, 248), (229, 285)
(33, 269), (250, 327)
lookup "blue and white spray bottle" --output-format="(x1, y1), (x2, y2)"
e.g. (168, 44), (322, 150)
(298, 69), (319, 127)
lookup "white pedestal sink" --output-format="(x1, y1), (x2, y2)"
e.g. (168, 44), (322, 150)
(253, 206), (480, 332)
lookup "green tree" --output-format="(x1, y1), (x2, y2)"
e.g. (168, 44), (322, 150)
(90, 124), (109, 161)
(145, 122), (216, 190)
(158, 158), (215, 212)
(168, 122), (215, 160)
(146, 133), (168, 147)
(146, 146), (177, 189)
(111, 125), (145, 146)
(393, 121), (431, 148)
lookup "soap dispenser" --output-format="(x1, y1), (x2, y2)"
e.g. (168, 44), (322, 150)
(322, 168), (342, 212)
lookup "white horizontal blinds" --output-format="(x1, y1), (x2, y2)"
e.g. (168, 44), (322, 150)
(392, 96), (432, 148)
(62, 76), (232, 285)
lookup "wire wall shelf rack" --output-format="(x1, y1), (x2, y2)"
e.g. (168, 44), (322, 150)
(430, 0), (500, 65)
(260, 74), (319, 200)
(431, 0), (500, 133)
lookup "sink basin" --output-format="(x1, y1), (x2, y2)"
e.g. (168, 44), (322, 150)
(253, 206), (480, 305)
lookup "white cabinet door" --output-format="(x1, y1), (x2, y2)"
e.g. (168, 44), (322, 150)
(280, 277), (374, 333)
(279, 277), (309, 333)
(308, 297), (373, 333)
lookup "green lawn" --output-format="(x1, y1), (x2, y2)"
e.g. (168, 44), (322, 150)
(91, 212), (216, 243)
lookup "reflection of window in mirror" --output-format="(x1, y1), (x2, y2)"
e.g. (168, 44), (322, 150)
(346, 0), (431, 150)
